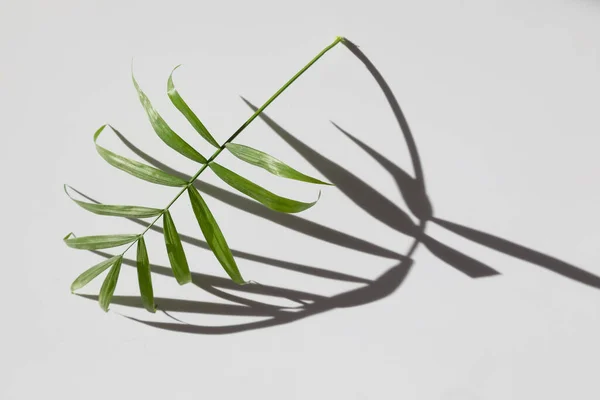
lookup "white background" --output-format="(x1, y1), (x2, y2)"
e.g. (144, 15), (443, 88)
(1, 0), (600, 399)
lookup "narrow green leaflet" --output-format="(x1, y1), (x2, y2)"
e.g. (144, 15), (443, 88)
(209, 162), (320, 213)
(136, 237), (155, 312)
(98, 256), (123, 312)
(64, 233), (139, 250)
(163, 210), (191, 285)
(70, 255), (122, 292)
(188, 185), (244, 284)
(168, 65), (219, 148)
(64, 185), (162, 218)
(94, 125), (188, 187)
(132, 71), (207, 163)
(225, 143), (331, 185)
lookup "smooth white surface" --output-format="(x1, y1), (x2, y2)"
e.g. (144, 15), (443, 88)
(1, 0), (599, 399)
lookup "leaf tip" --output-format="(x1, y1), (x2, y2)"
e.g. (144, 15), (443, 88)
(168, 65), (183, 93)
(93, 124), (108, 142)
(131, 61), (141, 89)
(177, 277), (192, 286)
(63, 184), (81, 200)
(316, 178), (334, 186)
(70, 283), (81, 294)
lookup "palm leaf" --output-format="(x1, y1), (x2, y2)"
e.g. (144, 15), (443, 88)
(225, 143), (331, 185)
(99, 257), (123, 311)
(163, 210), (192, 285)
(64, 233), (139, 250)
(188, 185), (244, 284)
(70, 255), (122, 292)
(136, 237), (155, 312)
(168, 65), (220, 148)
(209, 162), (320, 213)
(64, 185), (162, 218)
(132, 70), (207, 163)
(94, 125), (188, 187)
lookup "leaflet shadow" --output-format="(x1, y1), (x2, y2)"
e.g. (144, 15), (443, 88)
(81, 251), (413, 335)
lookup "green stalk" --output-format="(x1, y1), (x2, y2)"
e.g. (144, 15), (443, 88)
(121, 36), (345, 256)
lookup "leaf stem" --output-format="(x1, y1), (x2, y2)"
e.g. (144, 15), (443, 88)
(120, 36), (344, 256)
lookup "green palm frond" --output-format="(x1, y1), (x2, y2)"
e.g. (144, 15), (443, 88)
(64, 36), (345, 312)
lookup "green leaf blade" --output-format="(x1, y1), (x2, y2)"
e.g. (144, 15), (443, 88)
(163, 210), (192, 285)
(188, 186), (244, 284)
(64, 185), (163, 218)
(209, 162), (320, 213)
(168, 65), (219, 148)
(136, 237), (156, 313)
(64, 233), (139, 250)
(70, 255), (122, 292)
(99, 257), (123, 312)
(225, 143), (331, 185)
(94, 125), (188, 187)
(132, 72), (207, 163)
